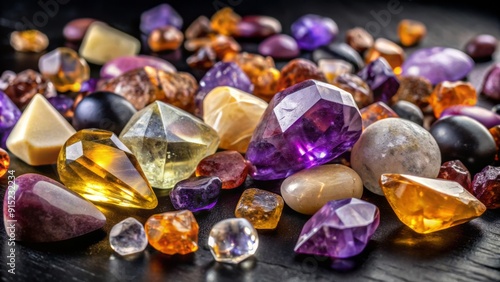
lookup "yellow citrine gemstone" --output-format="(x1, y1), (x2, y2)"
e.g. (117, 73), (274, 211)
(10, 30), (49, 53)
(210, 7), (241, 36)
(145, 210), (199, 255)
(380, 173), (486, 234)
(235, 188), (284, 229)
(398, 19), (427, 47)
(429, 81), (477, 118)
(57, 129), (158, 209)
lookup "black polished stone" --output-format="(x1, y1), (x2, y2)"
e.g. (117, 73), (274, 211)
(391, 100), (424, 126)
(312, 43), (364, 71)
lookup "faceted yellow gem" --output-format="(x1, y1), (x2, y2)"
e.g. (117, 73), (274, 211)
(210, 7), (241, 36)
(10, 30), (49, 53)
(398, 19), (427, 47)
(235, 188), (284, 229)
(38, 47), (90, 92)
(203, 86), (268, 153)
(365, 38), (405, 74)
(119, 101), (220, 189)
(380, 173), (486, 234)
(318, 59), (353, 84)
(145, 210), (199, 255)
(79, 22), (140, 65)
(57, 129), (158, 209)
(7, 94), (76, 166)
(429, 81), (477, 118)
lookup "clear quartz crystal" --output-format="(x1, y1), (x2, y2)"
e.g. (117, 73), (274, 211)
(109, 217), (148, 256)
(208, 218), (258, 264)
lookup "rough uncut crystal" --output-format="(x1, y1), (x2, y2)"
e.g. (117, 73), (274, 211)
(38, 47), (90, 92)
(0, 148), (9, 177)
(170, 176), (222, 212)
(187, 46), (216, 70)
(48, 95), (75, 119)
(277, 58), (326, 91)
(140, 3), (183, 34)
(145, 210), (198, 255)
(397, 19), (427, 47)
(364, 38), (405, 74)
(380, 174), (486, 233)
(196, 151), (248, 189)
(392, 75), (432, 110)
(109, 217), (148, 256)
(208, 218), (259, 264)
(119, 101), (219, 189)
(437, 160), (472, 190)
(429, 81), (477, 118)
(357, 57), (400, 104)
(246, 80), (362, 180)
(4, 69), (56, 109)
(185, 16), (212, 39)
(360, 101), (399, 129)
(291, 14), (338, 51)
(148, 26), (184, 52)
(203, 86), (268, 152)
(210, 7), (241, 36)
(0, 90), (21, 148)
(100, 55), (176, 79)
(345, 27), (373, 53)
(235, 188), (284, 229)
(471, 166), (500, 209)
(294, 198), (380, 258)
(57, 129), (158, 209)
(3, 173), (106, 242)
(10, 30), (48, 53)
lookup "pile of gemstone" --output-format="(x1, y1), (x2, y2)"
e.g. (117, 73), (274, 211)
(2, 3), (500, 265)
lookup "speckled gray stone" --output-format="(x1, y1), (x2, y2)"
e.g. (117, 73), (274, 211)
(350, 118), (441, 195)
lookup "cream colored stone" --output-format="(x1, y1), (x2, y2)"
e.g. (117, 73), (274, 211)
(280, 164), (363, 215)
(6, 94), (76, 166)
(203, 86), (268, 153)
(79, 22), (140, 65)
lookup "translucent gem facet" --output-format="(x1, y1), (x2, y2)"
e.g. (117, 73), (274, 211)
(235, 188), (284, 229)
(109, 217), (148, 256)
(170, 176), (222, 212)
(196, 151), (248, 189)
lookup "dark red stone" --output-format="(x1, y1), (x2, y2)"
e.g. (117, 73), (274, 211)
(482, 63), (500, 100)
(464, 34), (497, 60)
(195, 151), (248, 189)
(471, 166), (500, 209)
(437, 160), (472, 191)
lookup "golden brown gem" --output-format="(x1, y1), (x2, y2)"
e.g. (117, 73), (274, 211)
(10, 30), (49, 53)
(235, 188), (284, 229)
(4, 69), (56, 109)
(392, 75), (433, 111)
(0, 148), (10, 178)
(332, 73), (373, 109)
(210, 7), (241, 36)
(398, 19), (427, 47)
(185, 16), (213, 39)
(345, 27), (374, 53)
(148, 26), (184, 52)
(365, 38), (405, 74)
(277, 58), (326, 91)
(187, 46), (217, 70)
(360, 101), (399, 129)
(429, 81), (477, 118)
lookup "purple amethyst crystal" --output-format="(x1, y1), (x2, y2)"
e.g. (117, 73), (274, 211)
(0, 90), (21, 148)
(99, 55), (176, 79)
(291, 14), (338, 51)
(48, 95), (74, 116)
(246, 79), (362, 180)
(195, 62), (254, 117)
(80, 78), (99, 93)
(3, 173), (106, 242)
(482, 63), (500, 100)
(170, 176), (222, 212)
(294, 198), (380, 258)
(140, 3), (183, 34)
(357, 57), (400, 104)
(401, 47), (474, 85)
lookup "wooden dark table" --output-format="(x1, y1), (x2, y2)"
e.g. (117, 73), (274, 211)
(1, 0), (500, 281)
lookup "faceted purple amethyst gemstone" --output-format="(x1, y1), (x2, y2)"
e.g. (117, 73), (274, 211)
(482, 63), (500, 100)
(0, 90), (21, 148)
(246, 80), (362, 180)
(401, 47), (474, 85)
(440, 105), (500, 129)
(48, 95), (74, 116)
(195, 62), (254, 117)
(140, 3), (183, 34)
(258, 34), (300, 59)
(100, 55), (176, 79)
(357, 57), (400, 104)
(170, 176), (222, 212)
(291, 14), (338, 51)
(294, 198), (380, 258)
(3, 173), (106, 242)
(80, 78), (99, 93)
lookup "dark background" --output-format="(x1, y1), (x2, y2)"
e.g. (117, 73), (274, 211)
(1, 0), (500, 281)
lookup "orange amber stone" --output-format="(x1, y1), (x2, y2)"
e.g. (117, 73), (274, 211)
(0, 148), (10, 178)
(145, 210), (199, 255)
(148, 26), (184, 52)
(187, 46), (216, 69)
(345, 27), (374, 53)
(210, 7), (241, 36)
(185, 35), (241, 60)
(10, 30), (49, 53)
(365, 38), (405, 74)
(398, 19), (427, 47)
(489, 125), (500, 162)
(277, 58), (326, 92)
(429, 81), (477, 118)
(392, 75), (433, 111)
(360, 101), (399, 129)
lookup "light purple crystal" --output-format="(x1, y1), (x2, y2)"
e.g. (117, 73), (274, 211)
(0, 90), (21, 148)
(140, 3), (183, 34)
(100, 55), (176, 79)
(401, 47), (474, 85)
(246, 79), (362, 180)
(357, 57), (400, 104)
(80, 78), (99, 93)
(170, 176), (222, 212)
(291, 14), (338, 51)
(48, 95), (74, 116)
(294, 198), (380, 258)
(482, 63), (500, 100)
(440, 105), (500, 129)
(195, 62), (254, 117)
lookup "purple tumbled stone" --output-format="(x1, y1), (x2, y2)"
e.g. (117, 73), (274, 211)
(401, 47), (474, 85)
(48, 95), (74, 116)
(0, 90), (21, 148)
(3, 173), (106, 242)
(80, 78), (99, 93)
(100, 55), (176, 79)
(291, 14), (338, 51)
(482, 63), (500, 100)
(170, 176), (222, 212)
(357, 57), (400, 104)
(246, 79), (362, 180)
(195, 62), (254, 117)
(464, 34), (497, 60)
(440, 105), (500, 129)
(258, 34), (300, 59)
(294, 198), (380, 258)
(235, 15), (282, 38)
(140, 3), (183, 34)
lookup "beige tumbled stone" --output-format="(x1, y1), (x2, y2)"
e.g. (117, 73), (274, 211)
(280, 164), (363, 215)
(6, 94), (76, 166)
(79, 22), (140, 65)
(203, 86), (268, 153)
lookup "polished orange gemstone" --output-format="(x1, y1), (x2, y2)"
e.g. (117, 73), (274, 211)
(0, 148), (10, 178)
(365, 38), (405, 74)
(145, 210), (199, 255)
(429, 81), (477, 118)
(277, 58), (326, 92)
(398, 19), (427, 47)
(210, 7), (241, 36)
(392, 75), (433, 111)
(10, 30), (49, 53)
(360, 101), (399, 129)
(148, 26), (184, 52)
(489, 125), (500, 161)
(211, 34), (241, 59)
